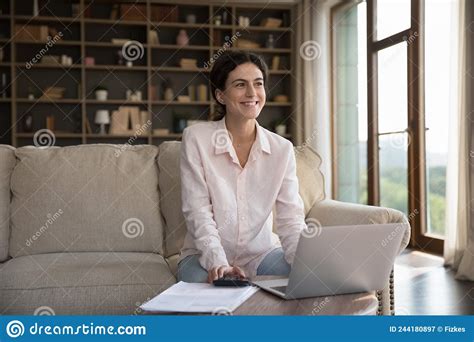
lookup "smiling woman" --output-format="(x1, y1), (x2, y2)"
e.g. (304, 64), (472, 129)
(210, 51), (268, 122)
(177, 51), (307, 284)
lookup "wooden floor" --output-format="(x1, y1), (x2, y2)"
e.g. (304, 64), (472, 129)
(394, 249), (474, 315)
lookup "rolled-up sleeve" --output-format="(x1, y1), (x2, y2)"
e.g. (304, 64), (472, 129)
(274, 143), (306, 265)
(180, 128), (229, 270)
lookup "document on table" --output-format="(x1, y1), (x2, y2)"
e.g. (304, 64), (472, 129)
(140, 281), (259, 313)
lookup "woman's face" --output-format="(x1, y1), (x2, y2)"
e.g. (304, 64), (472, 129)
(217, 62), (266, 120)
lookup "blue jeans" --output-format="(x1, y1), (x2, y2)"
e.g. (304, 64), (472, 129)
(177, 247), (291, 283)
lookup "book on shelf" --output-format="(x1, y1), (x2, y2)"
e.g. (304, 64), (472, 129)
(85, 116), (92, 134)
(271, 56), (280, 70)
(151, 5), (179, 22)
(46, 115), (55, 131)
(111, 38), (130, 45)
(148, 30), (160, 45)
(260, 17), (283, 28)
(110, 106), (149, 135)
(110, 109), (129, 135)
(110, 5), (119, 20)
(153, 128), (170, 136)
(179, 58), (197, 69)
(140, 111), (149, 132)
(14, 24), (49, 42)
(129, 106), (141, 131)
(40, 55), (61, 65)
(120, 4), (147, 21)
(40, 86), (65, 100)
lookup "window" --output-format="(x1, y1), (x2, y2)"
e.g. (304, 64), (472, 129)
(331, 0), (457, 254)
(331, 2), (368, 205)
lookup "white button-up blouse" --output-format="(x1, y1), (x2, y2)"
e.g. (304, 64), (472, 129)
(179, 117), (306, 278)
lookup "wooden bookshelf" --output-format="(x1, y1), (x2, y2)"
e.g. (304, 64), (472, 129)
(1, 0), (296, 147)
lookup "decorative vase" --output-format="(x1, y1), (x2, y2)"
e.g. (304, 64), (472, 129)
(176, 30), (189, 46)
(23, 111), (33, 133)
(275, 124), (287, 135)
(164, 88), (174, 101)
(186, 14), (196, 24)
(95, 90), (108, 101)
(33, 0), (39, 16)
(197, 84), (207, 101)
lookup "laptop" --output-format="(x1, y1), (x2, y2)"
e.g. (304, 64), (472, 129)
(252, 223), (408, 299)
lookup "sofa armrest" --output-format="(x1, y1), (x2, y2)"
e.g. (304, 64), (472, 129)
(306, 199), (411, 315)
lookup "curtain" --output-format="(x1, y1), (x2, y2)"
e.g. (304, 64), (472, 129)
(294, 0), (317, 146)
(294, 0), (346, 198)
(444, 0), (473, 280)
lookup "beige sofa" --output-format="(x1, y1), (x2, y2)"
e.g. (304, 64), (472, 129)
(0, 143), (410, 315)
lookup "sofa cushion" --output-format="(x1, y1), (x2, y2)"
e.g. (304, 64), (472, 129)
(0, 145), (15, 262)
(157, 142), (185, 258)
(9, 144), (164, 257)
(0, 252), (176, 314)
(157, 142), (326, 257)
(294, 145), (326, 213)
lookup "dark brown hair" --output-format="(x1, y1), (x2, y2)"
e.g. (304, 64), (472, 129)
(209, 50), (268, 121)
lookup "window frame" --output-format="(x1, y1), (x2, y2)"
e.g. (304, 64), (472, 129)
(330, 0), (444, 255)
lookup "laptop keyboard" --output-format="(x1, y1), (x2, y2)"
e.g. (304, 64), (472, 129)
(271, 286), (287, 293)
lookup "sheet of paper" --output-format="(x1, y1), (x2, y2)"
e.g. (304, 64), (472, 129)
(140, 281), (259, 313)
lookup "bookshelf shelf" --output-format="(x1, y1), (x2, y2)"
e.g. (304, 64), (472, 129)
(14, 40), (82, 46)
(14, 15), (80, 24)
(4, 0), (296, 147)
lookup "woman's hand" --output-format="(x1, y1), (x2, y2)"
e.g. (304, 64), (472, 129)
(207, 265), (246, 283)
